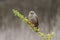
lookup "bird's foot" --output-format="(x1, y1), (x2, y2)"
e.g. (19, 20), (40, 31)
(34, 27), (40, 32)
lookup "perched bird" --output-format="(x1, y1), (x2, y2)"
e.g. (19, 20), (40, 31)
(28, 11), (39, 29)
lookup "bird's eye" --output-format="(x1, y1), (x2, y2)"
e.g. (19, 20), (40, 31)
(31, 13), (33, 14)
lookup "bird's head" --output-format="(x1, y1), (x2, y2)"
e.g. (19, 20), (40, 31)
(29, 11), (36, 16)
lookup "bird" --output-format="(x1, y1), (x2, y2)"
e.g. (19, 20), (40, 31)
(28, 11), (39, 30)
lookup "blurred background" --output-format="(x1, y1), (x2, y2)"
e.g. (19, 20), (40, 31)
(0, 0), (60, 40)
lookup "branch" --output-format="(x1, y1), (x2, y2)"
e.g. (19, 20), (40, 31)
(12, 9), (54, 40)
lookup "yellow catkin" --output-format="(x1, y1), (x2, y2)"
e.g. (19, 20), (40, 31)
(12, 9), (54, 40)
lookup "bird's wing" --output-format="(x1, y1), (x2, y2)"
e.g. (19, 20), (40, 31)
(36, 16), (39, 25)
(36, 15), (42, 23)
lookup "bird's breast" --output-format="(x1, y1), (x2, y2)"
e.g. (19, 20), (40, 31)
(29, 17), (37, 23)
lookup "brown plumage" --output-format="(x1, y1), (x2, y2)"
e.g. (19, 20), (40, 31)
(28, 11), (39, 29)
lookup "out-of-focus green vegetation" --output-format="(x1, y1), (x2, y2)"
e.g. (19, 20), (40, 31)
(12, 9), (54, 40)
